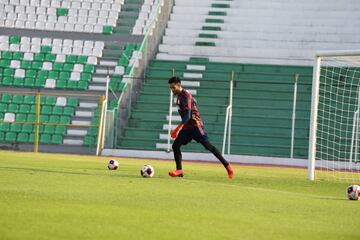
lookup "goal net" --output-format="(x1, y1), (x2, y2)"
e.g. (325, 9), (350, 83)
(308, 51), (360, 182)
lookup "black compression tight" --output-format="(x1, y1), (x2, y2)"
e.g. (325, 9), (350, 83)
(172, 140), (229, 170)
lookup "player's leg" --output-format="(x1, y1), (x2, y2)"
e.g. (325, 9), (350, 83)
(193, 126), (234, 179)
(200, 140), (234, 179)
(172, 137), (183, 170)
(169, 130), (192, 177)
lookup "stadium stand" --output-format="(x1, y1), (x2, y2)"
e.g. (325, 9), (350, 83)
(1, 0), (359, 160)
(157, 0), (360, 66)
(116, 0), (360, 158)
(0, 0), (154, 153)
(0, 0), (122, 34)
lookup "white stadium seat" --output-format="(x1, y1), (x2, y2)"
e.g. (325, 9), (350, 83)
(42, 62), (53, 71)
(9, 44), (20, 52)
(23, 52), (34, 61)
(15, 69), (25, 78)
(55, 54), (66, 63)
(10, 60), (21, 69)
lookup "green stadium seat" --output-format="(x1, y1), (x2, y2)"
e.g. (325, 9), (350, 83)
(67, 81), (77, 89)
(53, 63), (63, 71)
(10, 123), (22, 132)
(77, 56), (88, 64)
(52, 106), (63, 115)
(63, 63), (74, 72)
(24, 95), (35, 105)
(22, 124), (34, 133)
(38, 71), (48, 81)
(35, 78), (46, 88)
(81, 73), (91, 82)
(41, 106), (52, 115)
(1, 94), (12, 103)
(34, 53), (45, 62)
(55, 125), (66, 135)
(56, 80), (67, 89)
(63, 107), (74, 116)
(12, 95), (23, 104)
(5, 132), (16, 142)
(24, 78), (35, 87)
(25, 70), (37, 79)
(30, 105), (36, 114)
(15, 113), (27, 122)
(12, 52), (23, 60)
(38, 125), (44, 133)
(0, 131), (4, 141)
(40, 134), (51, 144)
(26, 114), (36, 122)
(84, 64), (94, 74)
(9, 35), (20, 44)
(45, 53), (56, 62)
(44, 125), (55, 134)
(1, 77), (13, 86)
(51, 135), (63, 144)
(0, 59), (10, 68)
(3, 69), (14, 77)
(49, 115), (60, 123)
(45, 96), (56, 106)
(67, 97), (78, 107)
(87, 127), (98, 136)
(8, 104), (19, 113)
(19, 104), (30, 114)
(0, 123), (10, 131)
(0, 113), (3, 119)
(0, 103), (7, 112)
(17, 133), (29, 143)
(83, 136), (95, 146)
(13, 78), (24, 87)
(78, 81), (88, 90)
(29, 133), (35, 143)
(60, 116), (70, 124)
(48, 71), (59, 79)
(21, 60), (32, 69)
(41, 46), (52, 54)
(32, 61), (42, 70)
(39, 115), (49, 122)
(59, 72), (70, 81)
(2, 51), (12, 59)
(66, 55), (77, 64)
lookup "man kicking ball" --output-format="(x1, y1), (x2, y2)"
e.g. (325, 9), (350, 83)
(168, 76), (234, 179)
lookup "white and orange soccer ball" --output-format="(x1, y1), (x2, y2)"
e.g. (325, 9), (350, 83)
(107, 159), (119, 170)
(346, 185), (360, 200)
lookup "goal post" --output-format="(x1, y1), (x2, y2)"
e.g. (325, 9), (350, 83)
(308, 50), (360, 181)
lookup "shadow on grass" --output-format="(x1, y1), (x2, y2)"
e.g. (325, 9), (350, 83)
(0, 166), (127, 177)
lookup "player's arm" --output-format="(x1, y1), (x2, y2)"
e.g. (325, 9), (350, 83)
(171, 94), (192, 138)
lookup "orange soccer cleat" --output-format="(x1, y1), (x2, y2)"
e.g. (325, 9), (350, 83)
(226, 164), (234, 179)
(168, 169), (184, 177)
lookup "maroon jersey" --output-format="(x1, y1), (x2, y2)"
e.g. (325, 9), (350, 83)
(177, 89), (204, 130)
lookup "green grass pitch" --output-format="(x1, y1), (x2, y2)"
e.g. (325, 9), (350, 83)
(0, 150), (359, 240)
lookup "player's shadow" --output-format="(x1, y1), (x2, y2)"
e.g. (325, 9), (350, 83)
(0, 166), (99, 176)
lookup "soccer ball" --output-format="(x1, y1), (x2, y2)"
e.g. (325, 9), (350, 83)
(107, 159), (119, 170)
(140, 165), (155, 178)
(346, 185), (360, 200)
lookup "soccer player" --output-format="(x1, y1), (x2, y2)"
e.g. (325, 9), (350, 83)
(168, 76), (234, 179)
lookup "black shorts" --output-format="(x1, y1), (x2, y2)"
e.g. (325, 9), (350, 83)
(176, 126), (208, 145)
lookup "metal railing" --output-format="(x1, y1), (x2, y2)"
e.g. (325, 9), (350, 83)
(0, 90), (106, 154)
(103, 0), (174, 151)
(222, 71), (234, 155)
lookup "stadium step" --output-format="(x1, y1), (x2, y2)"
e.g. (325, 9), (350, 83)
(75, 111), (93, 118)
(63, 138), (84, 146)
(66, 129), (88, 137)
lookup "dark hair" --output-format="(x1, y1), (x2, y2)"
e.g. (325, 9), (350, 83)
(168, 76), (181, 84)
